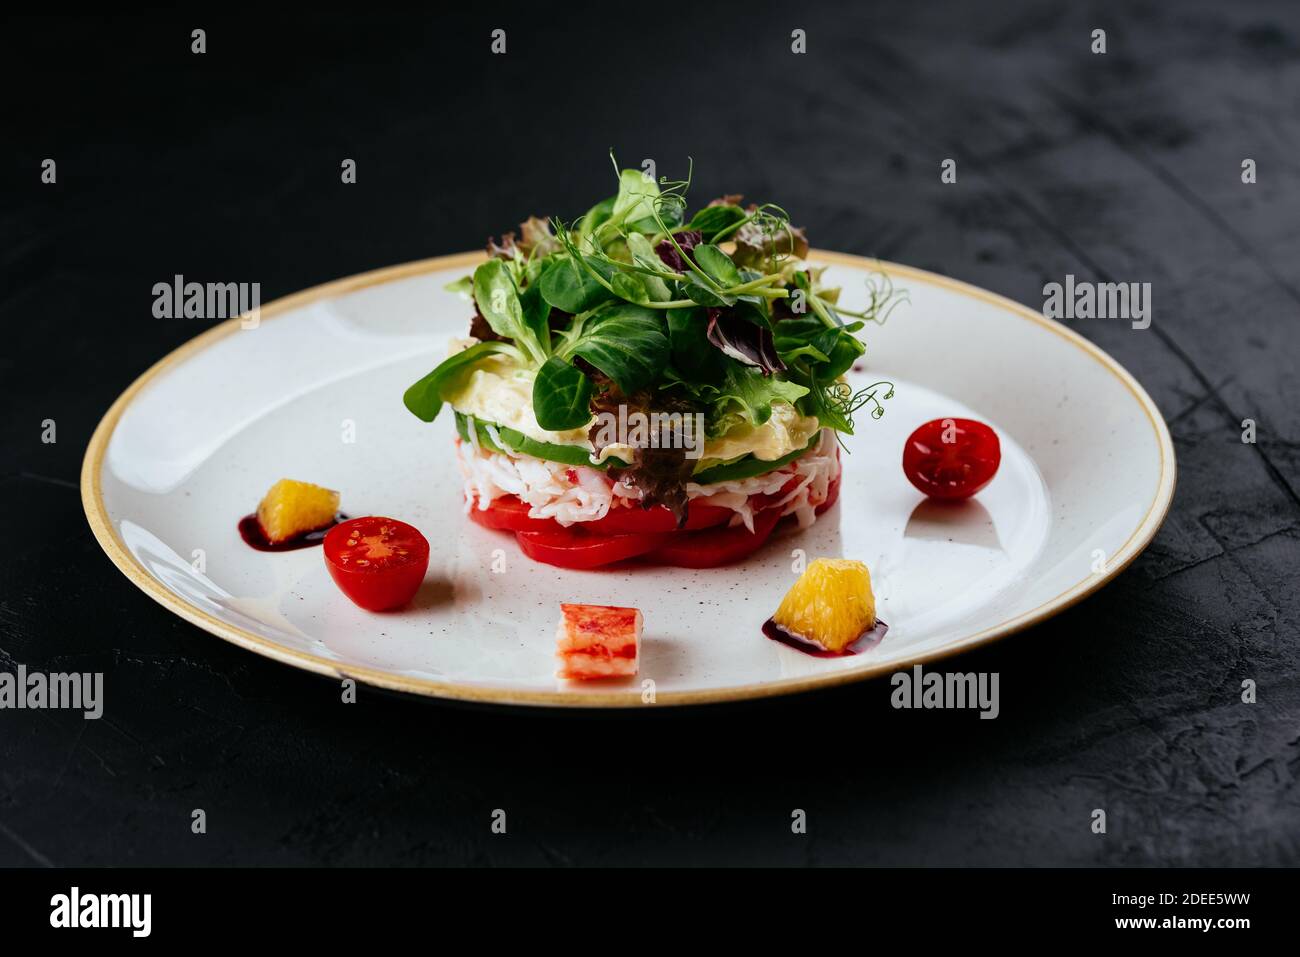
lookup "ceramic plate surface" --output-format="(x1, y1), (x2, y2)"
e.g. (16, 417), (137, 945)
(82, 251), (1174, 707)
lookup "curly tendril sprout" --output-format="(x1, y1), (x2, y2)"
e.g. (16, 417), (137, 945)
(827, 379), (896, 430)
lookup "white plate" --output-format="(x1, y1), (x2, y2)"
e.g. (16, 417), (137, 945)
(82, 251), (1175, 707)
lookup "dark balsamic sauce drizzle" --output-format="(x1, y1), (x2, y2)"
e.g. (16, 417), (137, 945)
(762, 618), (889, 657)
(238, 513), (348, 552)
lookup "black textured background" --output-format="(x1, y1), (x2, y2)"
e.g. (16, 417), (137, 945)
(2, 3), (1298, 866)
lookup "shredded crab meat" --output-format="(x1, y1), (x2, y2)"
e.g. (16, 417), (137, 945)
(456, 429), (840, 530)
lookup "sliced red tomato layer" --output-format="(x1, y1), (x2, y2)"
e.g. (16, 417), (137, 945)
(591, 501), (732, 534)
(466, 495), (556, 534)
(468, 460), (837, 570)
(516, 509), (784, 571)
(642, 507), (783, 569)
(515, 525), (669, 570)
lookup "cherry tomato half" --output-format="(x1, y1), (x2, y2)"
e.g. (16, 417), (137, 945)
(323, 517), (430, 611)
(902, 417), (1001, 500)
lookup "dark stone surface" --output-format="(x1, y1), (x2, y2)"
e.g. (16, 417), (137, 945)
(1, 3), (1297, 866)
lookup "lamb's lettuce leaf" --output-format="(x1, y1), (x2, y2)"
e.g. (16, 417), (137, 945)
(558, 302), (668, 396)
(533, 356), (593, 431)
(539, 255), (613, 314)
(692, 243), (744, 288)
(473, 259), (546, 364)
(687, 204), (747, 243)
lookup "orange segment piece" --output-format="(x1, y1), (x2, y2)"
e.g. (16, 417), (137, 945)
(772, 558), (876, 653)
(256, 478), (340, 543)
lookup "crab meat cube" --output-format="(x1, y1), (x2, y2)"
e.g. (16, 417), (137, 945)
(555, 603), (641, 680)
